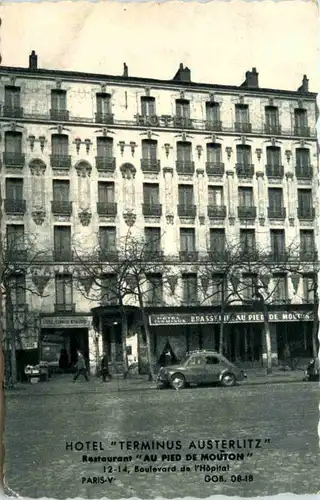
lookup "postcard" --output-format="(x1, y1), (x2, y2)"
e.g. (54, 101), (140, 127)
(0, 0), (319, 499)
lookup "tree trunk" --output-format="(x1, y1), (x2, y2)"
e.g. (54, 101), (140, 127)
(262, 303), (272, 375)
(137, 289), (155, 381)
(219, 297), (225, 354)
(120, 307), (129, 379)
(312, 280), (319, 358)
(6, 292), (18, 384)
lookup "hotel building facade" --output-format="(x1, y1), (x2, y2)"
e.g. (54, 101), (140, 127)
(0, 52), (318, 377)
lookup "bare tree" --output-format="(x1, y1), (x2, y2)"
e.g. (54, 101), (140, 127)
(74, 229), (171, 381)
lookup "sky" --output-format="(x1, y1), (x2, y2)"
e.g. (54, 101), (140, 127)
(0, 0), (319, 92)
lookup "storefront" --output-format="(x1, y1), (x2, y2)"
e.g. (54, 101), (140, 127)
(40, 315), (93, 373)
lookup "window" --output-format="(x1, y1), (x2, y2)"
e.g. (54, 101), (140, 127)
(182, 274), (198, 303)
(209, 229), (225, 255)
(142, 140), (157, 161)
(176, 99), (190, 118)
(206, 144), (222, 164)
(55, 274), (73, 309)
(51, 90), (67, 110)
(206, 102), (220, 125)
(6, 179), (23, 200)
(54, 226), (71, 261)
(300, 230), (315, 256)
(272, 274), (287, 302)
(240, 229), (256, 254)
(6, 224), (24, 254)
(303, 274), (315, 302)
(235, 104), (250, 131)
(51, 134), (69, 156)
(294, 108), (308, 133)
(179, 185), (194, 206)
(146, 274), (163, 304)
(180, 228), (196, 252)
(9, 274), (26, 308)
(100, 274), (117, 304)
(99, 227), (117, 254)
(236, 145), (252, 165)
(265, 106), (280, 132)
(97, 137), (113, 158)
(296, 148), (310, 167)
(144, 227), (161, 252)
(270, 230), (285, 258)
(266, 146), (281, 166)
(268, 188), (284, 216)
(298, 189), (313, 217)
(4, 86), (21, 108)
(177, 142), (192, 162)
(211, 274), (225, 303)
(53, 180), (69, 202)
(96, 93), (112, 115)
(98, 182), (115, 203)
(143, 184), (159, 205)
(5, 132), (22, 154)
(141, 97), (156, 116)
(242, 274), (256, 301)
(208, 186), (223, 206)
(205, 355), (220, 365)
(238, 187), (253, 207)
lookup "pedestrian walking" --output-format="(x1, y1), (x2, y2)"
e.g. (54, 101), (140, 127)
(73, 350), (89, 382)
(101, 351), (111, 382)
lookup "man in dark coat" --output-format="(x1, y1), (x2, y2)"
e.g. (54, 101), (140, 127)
(73, 350), (89, 382)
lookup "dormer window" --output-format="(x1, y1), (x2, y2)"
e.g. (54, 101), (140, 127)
(96, 93), (113, 124)
(51, 90), (69, 121)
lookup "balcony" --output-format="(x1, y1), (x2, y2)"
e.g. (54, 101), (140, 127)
(269, 252), (288, 262)
(207, 205), (227, 218)
(266, 164), (284, 179)
(99, 250), (119, 262)
(264, 124), (281, 135)
(54, 303), (75, 314)
(50, 109), (69, 121)
(95, 156), (116, 173)
(136, 114), (160, 127)
(294, 126), (310, 137)
(50, 155), (71, 170)
(176, 161), (195, 175)
(141, 159), (161, 173)
(95, 112), (114, 124)
(142, 203), (162, 216)
(3, 106), (23, 118)
(236, 164), (254, 178)
(4, 199), (26, 214)
(51, 201), (72, 215)
(178, 204), (197, 217)
(3, 152), (25, 167)
(97, 202), (117, 216)
(297, 207), (315, 220)
(268, 207), (286, 219)
(234, 122), (252, 133)
(295, 165), (313, 180)
(238, 206), (257, 220)
(181, 298), (200, 307)
(53, 250), (73, 262)
(143, 250), (164, 261)
(145, 297), (164, 307)
(179, 251), (198, 262)
(300, 250), (318, 262)
(205, 120), (222, 131)
(6, 250), (28, 262)
(206, 162), (225, 176)
(208, 250), (228, 262)
(173, 116), (193, 128)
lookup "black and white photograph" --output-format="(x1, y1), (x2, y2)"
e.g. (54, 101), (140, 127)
(0, 0), (319, 498)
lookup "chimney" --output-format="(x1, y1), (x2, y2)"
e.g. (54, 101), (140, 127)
(173, 63), (191, 83)
(240, 67), (259, 88)
(298, 75), (309, 93)
(123, 63), (128, 78)
(29, 50), (38, 70)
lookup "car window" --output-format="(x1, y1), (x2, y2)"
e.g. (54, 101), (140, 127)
(187, 355), (204, 366)
(205, 356), (220, 365)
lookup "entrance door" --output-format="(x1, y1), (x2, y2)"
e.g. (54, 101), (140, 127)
(203, 353), (221, 383)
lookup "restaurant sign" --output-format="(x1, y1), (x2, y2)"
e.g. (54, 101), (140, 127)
(149, 311), (314, 326)
(41, 316), (92, 329)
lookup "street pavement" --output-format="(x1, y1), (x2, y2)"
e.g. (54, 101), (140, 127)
(3, 373), (320, 499)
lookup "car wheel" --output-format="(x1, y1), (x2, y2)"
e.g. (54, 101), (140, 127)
(170, 373), (186, 390)
(220, 372), (236, 387)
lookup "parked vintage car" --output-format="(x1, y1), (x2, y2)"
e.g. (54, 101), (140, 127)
(303, 358), (320, 382)
(157, 349), (246, 389)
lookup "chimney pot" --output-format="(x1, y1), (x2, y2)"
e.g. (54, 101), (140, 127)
(123, 63), (128, 77)
(29, 50), (38, 70)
